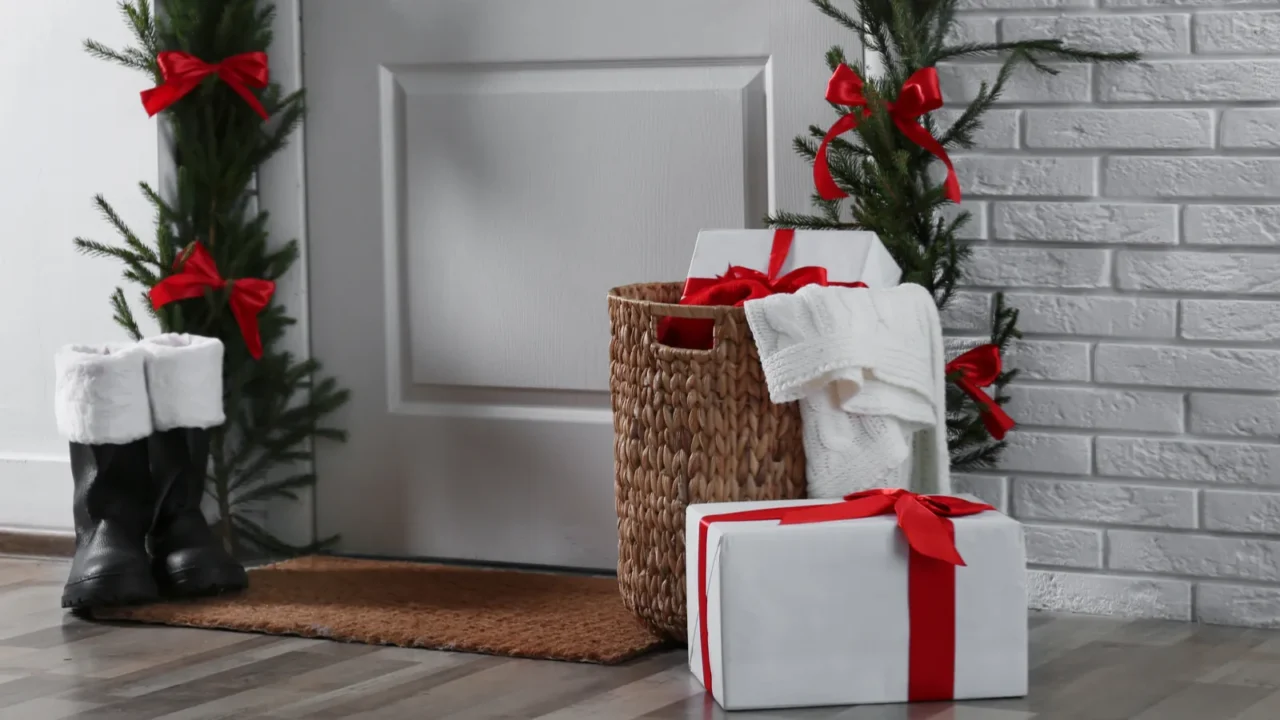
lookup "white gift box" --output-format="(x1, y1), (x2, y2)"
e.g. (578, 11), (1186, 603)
(681, 229), (902, 293)
(686, 496), (1028, 711)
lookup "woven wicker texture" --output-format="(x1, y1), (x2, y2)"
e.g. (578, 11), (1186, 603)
(608, 282), (806, 641)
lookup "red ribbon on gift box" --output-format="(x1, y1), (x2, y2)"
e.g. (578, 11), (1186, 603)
(141, 51), (271, 120)
(946, 344), (1016, 441)
(695, 488), (995, 702)
(813, 64), (961, 204)
(150, 242), (276, 360)
(658, 229), (868, 350)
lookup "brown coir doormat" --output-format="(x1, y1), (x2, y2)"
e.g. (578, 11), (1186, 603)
(94, 555), (668, 664)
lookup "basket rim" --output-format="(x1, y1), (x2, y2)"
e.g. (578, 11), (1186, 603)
(608, 282), (746, 320)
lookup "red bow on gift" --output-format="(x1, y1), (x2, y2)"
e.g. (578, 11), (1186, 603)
(141, 51), (270, 120)
(814, 64), (960, 204)
(947, 344), (1016, 440)
(696, 489), (995, 702)
(659, 229), (867, 349)
(778, 488), (994, 565)
(150, 242), (276, 360)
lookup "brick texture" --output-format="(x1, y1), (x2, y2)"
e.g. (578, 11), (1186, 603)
(940, 1), (1280, 628)
(1184, 206), (1280, 246)
(1024, 525), (1103, 568)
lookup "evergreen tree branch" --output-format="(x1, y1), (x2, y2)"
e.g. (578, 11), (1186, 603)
(768, 211), (860, 230)
(811, 0), (864, 33)
(932, 39), (1139, 66)
(231, 472), (317, 506)
(93, 195), (161, 266)
(110, 288), (145, 341)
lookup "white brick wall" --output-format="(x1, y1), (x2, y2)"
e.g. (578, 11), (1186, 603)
(939, 0), (1280, 627)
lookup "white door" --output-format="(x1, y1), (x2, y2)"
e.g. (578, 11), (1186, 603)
(304, 0), (855, 569)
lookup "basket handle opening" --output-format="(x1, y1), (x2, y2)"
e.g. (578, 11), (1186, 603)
(648, 306), (733, 355)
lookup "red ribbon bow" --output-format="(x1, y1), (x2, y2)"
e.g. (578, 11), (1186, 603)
(814, 64), (960, 204)
(149, 242), (276, 360)
(946, 344), (1016, 440)
(141, 51), (270, 120)
(778, 488), (994, 565)
(696, 489), (995, 702)
(659, 229), (867, 349)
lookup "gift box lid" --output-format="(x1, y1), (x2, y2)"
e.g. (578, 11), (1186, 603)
(685, 229), (902, 287)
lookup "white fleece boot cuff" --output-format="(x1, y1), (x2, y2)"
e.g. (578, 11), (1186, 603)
(140, 334), (226, 431)
(54, 344), (154, 444)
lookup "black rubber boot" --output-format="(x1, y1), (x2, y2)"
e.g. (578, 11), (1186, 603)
(139, 333), (246, 598)
(63, 441), (160, 609)
(54, 343), (160, 611)
(147, 427), (247, 597)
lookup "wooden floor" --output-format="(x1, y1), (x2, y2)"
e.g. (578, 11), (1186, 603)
(4, 557), (1280, 720)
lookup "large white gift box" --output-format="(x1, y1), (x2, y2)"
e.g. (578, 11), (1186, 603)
(686, 491), (1027, 711)
(682, 228), (901, 293)
(659, 228), (902, 350)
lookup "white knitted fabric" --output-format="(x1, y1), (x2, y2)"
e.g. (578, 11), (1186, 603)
(743, 283), (950, 497)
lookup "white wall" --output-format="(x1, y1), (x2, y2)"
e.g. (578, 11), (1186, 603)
(0, 3), (159, 531)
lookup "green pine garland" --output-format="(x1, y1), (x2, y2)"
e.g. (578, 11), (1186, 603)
(770, 0), (1138, 471)
(78, 0), (348, 557)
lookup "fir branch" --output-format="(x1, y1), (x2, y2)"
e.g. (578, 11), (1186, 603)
(110, 288), (144, 341)
(768, 211), (859, 230)
(932, 39), (1139, 67)
(73, 238), (144, 264)
(232, 513), (337, 557)
(140, 290), (162, 324)
(123, 267), (161, 288)
(93, 195), (160, 266)
(950, 439), (1006, 473)
(82, 40), (152, 74)
(811, 0), (864, 33)
(231, 472), (317, 506)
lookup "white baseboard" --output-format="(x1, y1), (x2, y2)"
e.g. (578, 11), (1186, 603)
(0, 454), (311, 545)
(0, 454), (73, 532)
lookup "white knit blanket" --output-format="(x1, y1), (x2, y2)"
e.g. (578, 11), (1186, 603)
(743, 283), (950, 497)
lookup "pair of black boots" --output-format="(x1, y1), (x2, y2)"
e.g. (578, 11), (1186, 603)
(54, 335), (247, 610)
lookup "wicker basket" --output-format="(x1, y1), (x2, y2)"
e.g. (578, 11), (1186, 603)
(607, 282), (806, 641)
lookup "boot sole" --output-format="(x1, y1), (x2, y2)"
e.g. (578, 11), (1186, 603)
(61, 572), (159, 610)
(159, 564), (249, 599)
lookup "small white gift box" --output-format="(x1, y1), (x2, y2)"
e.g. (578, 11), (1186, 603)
(686, 491), (1028, 711)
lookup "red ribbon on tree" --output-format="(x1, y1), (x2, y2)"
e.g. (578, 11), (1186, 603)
(150, 242), (276, 360)
(659, 229), (867, 349)
(696, 489), (995, 702)
(141, 51), (270, 120)
(814, 64), (961, 204)
(946, 344), (1015, 440)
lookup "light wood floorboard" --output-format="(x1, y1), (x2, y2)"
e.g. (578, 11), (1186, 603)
(1, 556), (1276, 719)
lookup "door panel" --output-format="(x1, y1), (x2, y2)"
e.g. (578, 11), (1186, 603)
(304, 0), (855, 568)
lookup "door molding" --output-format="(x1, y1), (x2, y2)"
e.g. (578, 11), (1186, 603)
(256, 0), (317, 548)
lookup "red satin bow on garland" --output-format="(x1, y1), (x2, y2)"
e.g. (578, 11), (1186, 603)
(697, 489), (995, 702)
(814, 64), (961, 204)
(141, 51), (270, 120)
(149, 243), (276, 360)
(946, 344), (1016, 440)
(658, 229), (867, 349)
